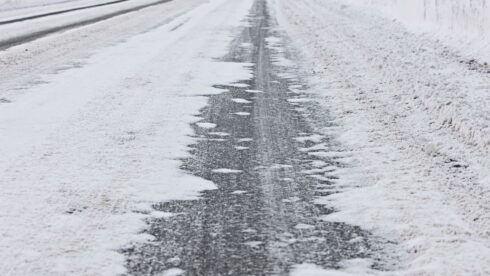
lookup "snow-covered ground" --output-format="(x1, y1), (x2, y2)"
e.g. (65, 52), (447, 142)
(346, 0), (490, 63)
(272, 0), (490, 274)
(0, 0), (253, 274)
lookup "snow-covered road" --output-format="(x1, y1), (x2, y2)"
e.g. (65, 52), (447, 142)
(0, 0), (252, 274)
(0, 0), (177, 50)
(1, 0), (490, 274)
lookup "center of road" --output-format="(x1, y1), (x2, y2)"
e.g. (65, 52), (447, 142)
(124, 1), (378, 274)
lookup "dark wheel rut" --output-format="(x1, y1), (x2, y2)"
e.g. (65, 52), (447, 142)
(123, 0), (380, 275)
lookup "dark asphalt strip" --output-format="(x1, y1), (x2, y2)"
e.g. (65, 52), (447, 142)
(0, 0), (129, 26)
(0, 0), (172, 51)
(123, 0), (383, 275)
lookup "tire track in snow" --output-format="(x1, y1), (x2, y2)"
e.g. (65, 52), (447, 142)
(123, 0), (382, 274)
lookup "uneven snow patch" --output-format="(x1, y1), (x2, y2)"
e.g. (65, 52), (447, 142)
(273, 0), (490, 273)
(231, 98), (252, 104)
(212, 168), (243, 174)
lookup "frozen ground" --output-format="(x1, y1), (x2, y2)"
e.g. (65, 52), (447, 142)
(1, 0), (490, 274)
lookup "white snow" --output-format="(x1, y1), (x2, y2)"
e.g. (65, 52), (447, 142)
(245, 89), (262, 93)
(344, 0), (490, 64)
(161, 268), (185, 276)
(233, 111), (251, 116)
(229, 83), (249, 88)
(196, 122), (217, 129)
(231, 98), (252, 104)
(0, 0), (254, 274)
(208, 132), (230, 137)
(272, 0), (490, 273)
(3, 0), (489, 273)
(291, 259), (379, 276)
(212, 168), (243, 174)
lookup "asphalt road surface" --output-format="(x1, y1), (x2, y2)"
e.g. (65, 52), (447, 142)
(124, 1), (377, 274)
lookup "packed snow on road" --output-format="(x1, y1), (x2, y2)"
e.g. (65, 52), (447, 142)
(1, 0), (489, 275)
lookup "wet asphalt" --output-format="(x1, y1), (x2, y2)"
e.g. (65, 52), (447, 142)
(124, 0), (378, 275)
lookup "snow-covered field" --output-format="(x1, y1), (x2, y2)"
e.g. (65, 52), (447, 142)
(273, 0), (490, 274)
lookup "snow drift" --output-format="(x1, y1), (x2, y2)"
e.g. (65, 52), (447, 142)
(347, 0), (490, 63)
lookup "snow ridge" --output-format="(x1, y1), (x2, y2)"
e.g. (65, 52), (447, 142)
(273, 0), (490, 274)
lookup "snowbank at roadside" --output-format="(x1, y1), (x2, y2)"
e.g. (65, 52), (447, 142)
(272, 0), (490, 274)
(0, 0), (87, 11)
(344, 0), (490, 63)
